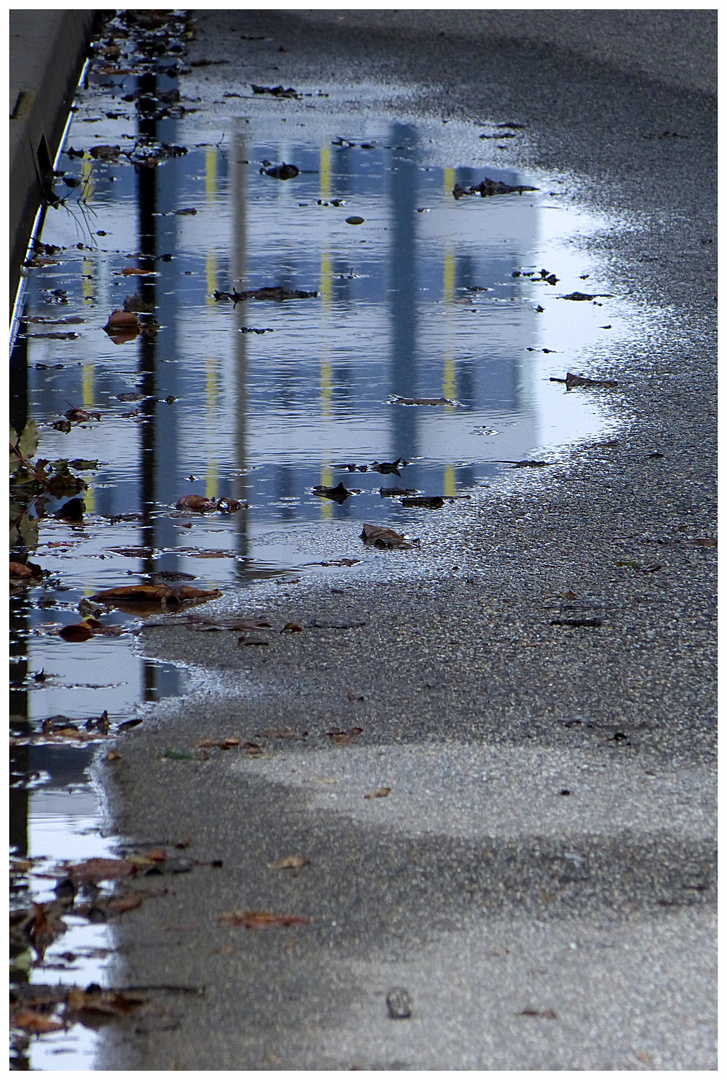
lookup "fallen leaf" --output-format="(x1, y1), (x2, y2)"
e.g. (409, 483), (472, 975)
(65, 986), (146, 1019)
(251, 83), (300, 98)
(327, 727), (363, 744)
(176, 494), (217, 512)
(90, 583), (221, 606)
(561, 589), (578, 600)
(282, 622), (302, 633)
(10, 560), (43, 581)
(59, 620), (97, 642)
(453, 178), (537, 198)
(685, 537), (717, 547)
(64, 406), (101, 423)
(11, 1009), (65, 1034)
(313, 481), (353, 502)
(371, 458), (406, 475)
(391, 396), (456, 406)
(263, 162), (299, 179)
(90, 144), (121, 161)
(519, 1008), (557, 1019)
(107, 750), (122, 761)
(346, 215), (365, 225)
(364, 787), (391, 799)
(197, 737), (241, 750)
(63, 857), (138, 883)
(361, 523), (418, 549)
(237, 635), (270, 646)
(217, 909), (309, 929)
(267, 855), (310, 870)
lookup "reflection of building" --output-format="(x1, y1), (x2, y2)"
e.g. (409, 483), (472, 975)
(21, 102), (545, 586)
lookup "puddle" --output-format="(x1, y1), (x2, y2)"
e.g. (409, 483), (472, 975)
(9, 13), (654, 1067)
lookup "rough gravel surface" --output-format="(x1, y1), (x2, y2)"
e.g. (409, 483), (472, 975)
(98, 10), (716, 1071)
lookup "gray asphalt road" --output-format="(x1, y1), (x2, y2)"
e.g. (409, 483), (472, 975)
(98, 11), (716, 1070)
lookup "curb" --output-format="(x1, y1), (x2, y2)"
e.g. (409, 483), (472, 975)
(9, 9), (97, 313)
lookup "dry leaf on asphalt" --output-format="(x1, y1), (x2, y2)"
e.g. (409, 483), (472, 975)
(327, 727), (363, 744)
(267, 855), (310, 870)
(364, 787), (391, 799)
(361, 523), (418, 549)
(217, 909), (309, 929)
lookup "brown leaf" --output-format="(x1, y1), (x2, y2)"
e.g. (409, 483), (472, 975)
(561, 589), (578, 601)
(90, 583), (221, 606)
(63, 857), (137, 883)
(106, 750), (122, 761)
(65, 986), (146, 1018)
(364, 787), (391, 799)
(327, 727), (363, 744)
(267, 855), (311, 870)
(176, 493), (217, 512)
(197, 737), (241, 750)
(10, 560), (43, 580)
(361, 523), (418, 549)
(282, 622), (302, 633)
(217, 909), (309, 929)
(59, 622), (94, 642)
(11, 1009), (65, 1034)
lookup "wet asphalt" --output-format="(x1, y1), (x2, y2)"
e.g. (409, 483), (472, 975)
(98, 11), (716, 1070)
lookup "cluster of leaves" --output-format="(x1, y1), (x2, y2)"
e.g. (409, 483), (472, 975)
(10, 422), (93, 548)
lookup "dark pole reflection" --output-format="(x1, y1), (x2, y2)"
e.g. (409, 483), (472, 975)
(388, 125), (419, 466)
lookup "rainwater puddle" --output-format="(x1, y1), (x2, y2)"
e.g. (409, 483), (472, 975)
(9, 14), (653, 1067)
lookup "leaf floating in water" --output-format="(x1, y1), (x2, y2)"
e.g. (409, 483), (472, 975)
(550, 372), (619, 390)
(90, 583), (221, 606)
(213, 286), (318, 303)
(313, 481), (354, 503)
(361, 523), (419, 549)
(453, 178), (538, 199)
(380, 487), (417, 498)
(371, 458), (406, 476)
(262, 162), (299, 180)
(390, 395), (458, 406)
(176, 494), (217, 512)
(103, 308), (140, 344)
(345, 216), (365, 225)
(559, 291), (612, 301)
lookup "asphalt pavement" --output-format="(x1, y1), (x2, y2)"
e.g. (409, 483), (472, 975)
(98, 10), (716, 1070)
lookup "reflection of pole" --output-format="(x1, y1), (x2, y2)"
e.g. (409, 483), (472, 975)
(319, 146), (333, 519)
(389, 124), (418, 461)
(136, 72), (158, 704)
(231, 120), (250, 566)
(442, 171), (457, 497)
(205, 148), (219, 501)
